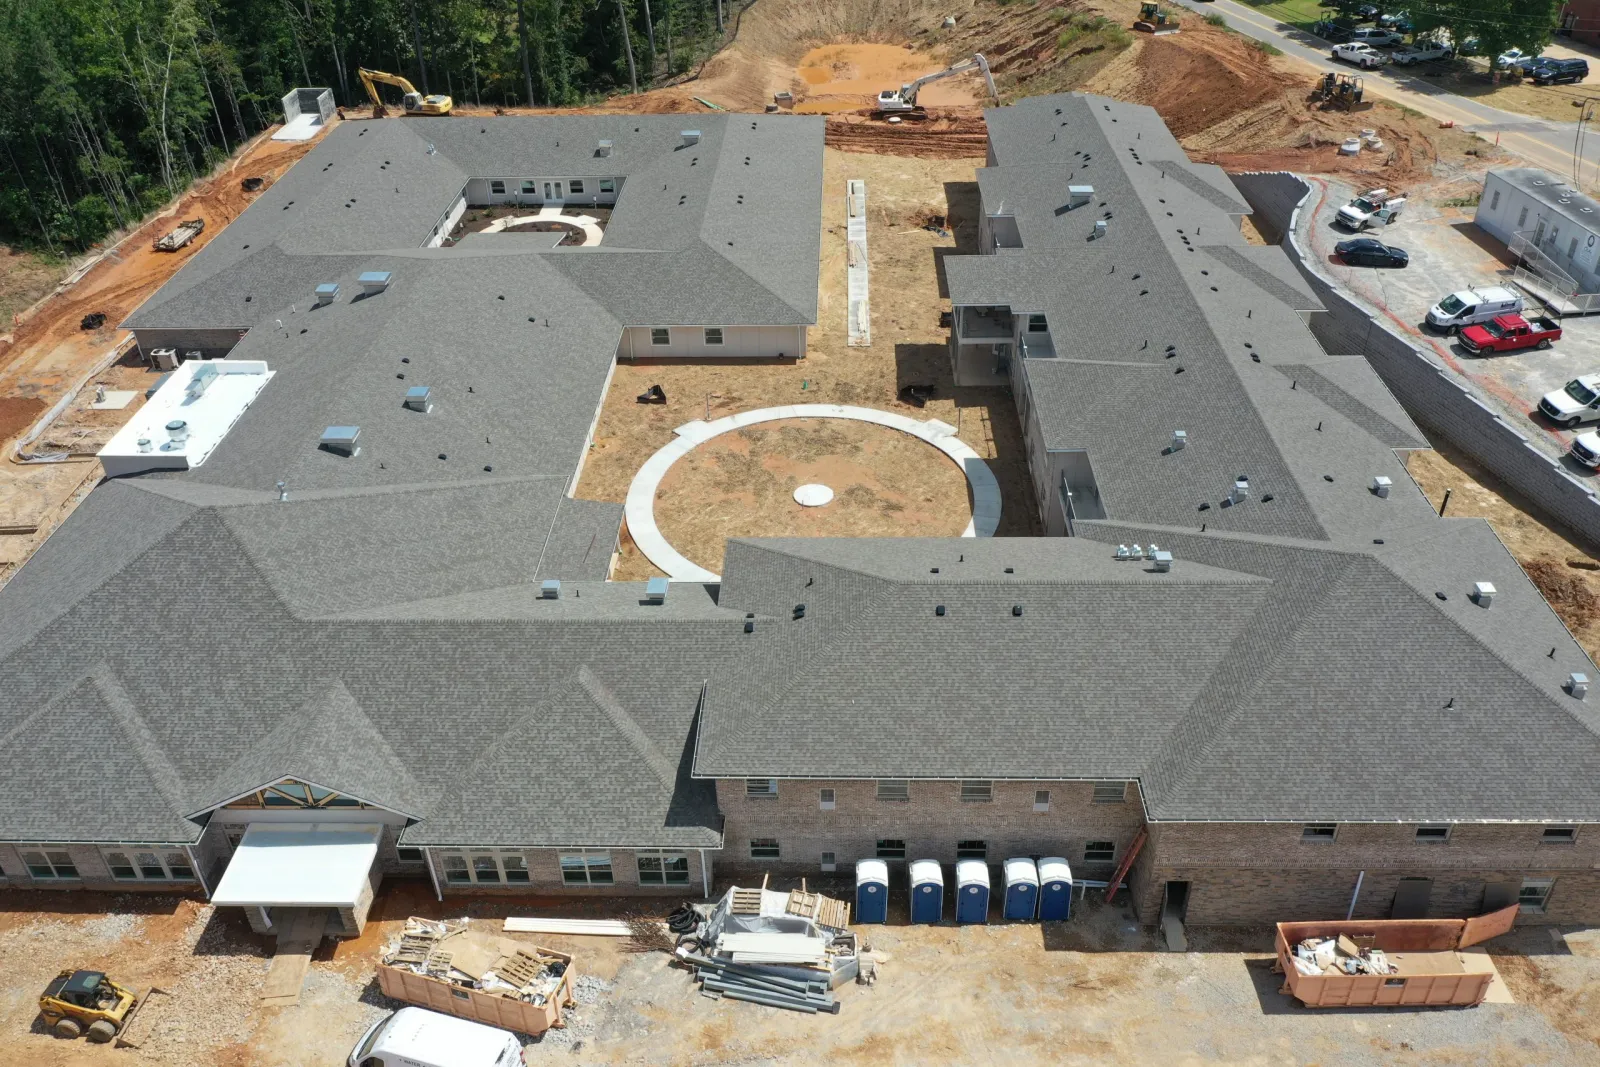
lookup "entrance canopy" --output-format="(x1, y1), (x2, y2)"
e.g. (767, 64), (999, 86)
(212, 822), (381, 909)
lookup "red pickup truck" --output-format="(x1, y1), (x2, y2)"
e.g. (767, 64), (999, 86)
(1458, 314), (1561, 354)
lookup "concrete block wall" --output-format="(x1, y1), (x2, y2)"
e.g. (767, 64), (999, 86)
(714, 778), (1145, 881)
(423, 847), (713, 897)
(1230, 170), (1600, 553)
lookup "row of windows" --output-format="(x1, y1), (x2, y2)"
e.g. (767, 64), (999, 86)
(650, 327), (723, 346)
(745, 780), (1127, 807)
(1302, 824), (1580, 845)
(748, 839), (1117, 864)
(437, 849), (691, 887)
(19, 845), (194, 883)
(486, 178), (615, 196)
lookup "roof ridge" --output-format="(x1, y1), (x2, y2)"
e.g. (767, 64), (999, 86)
(579, 665), (677, 789)
(90, 662), (191, 819)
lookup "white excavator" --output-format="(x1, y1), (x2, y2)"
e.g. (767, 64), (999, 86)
(873, 54), (998, 120)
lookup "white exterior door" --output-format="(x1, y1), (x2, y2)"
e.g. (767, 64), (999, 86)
(544, 181), (564, 203)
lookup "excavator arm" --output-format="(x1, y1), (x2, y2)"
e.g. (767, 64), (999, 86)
(880, 54), (998, 112)
(357, 67), (453, 116)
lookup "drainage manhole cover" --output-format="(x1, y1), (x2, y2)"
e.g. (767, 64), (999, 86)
(793, 483), (835, 507)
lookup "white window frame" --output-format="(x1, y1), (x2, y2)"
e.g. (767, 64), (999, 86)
(520, 179), (537, 195)
(746, 778), (777, 798)
(877, 780), (910, 803)
(440, 850), (531, 885)
(1414, 825), (1451, 843)
(960, 781), (993, 803)
(1084, 840), (1115, 863)
(750, 838), (780, 860)
(636, 849), (690, 885)
(1092, 781), (1127, 804)
(704, 327), (724, 346)
(819, 788), (836, 810)
(559, 850), (613, 885)
(599, 178), (616, 194)
(490, 179), (506, 195)
(1542, 826), (1577, 844)
(20, 846), (80, 880)
(876, 838), (907, 860)
(101, 845), (195, 882)
(820, 851), (837, 872)
(1034, 789), (1051, 813)
(1519, 877), (1554, 913)
(1301, 824), (1338, 843)
(568, 179), (585, 194)
(650, 327), (671, 346)
(1027, 313), (1048, 333)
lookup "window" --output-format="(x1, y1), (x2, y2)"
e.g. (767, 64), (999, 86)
(1301, 824), (1338, 842)
(956, 839), (987, 859)
(1490, 189), (1500, 211)
(819, 788), (836, 810)
(650, 327), (671, 346)
(1027, 313), (1048, 333)
(704, 327), (724, 346)
(396, 848), (424, 863)
(876, 838), (907, 859)
(1542, 826), (1577, 844)
(1084, 840), (1115, 863)
(746, 778), (777, 798)
(490, 180), (506, 195)
(521, 179), (537, 194)
(568, 179), (584, 194)
(636, 850), (690, 885)
(1092, 782), (1127, 804)
(750, 838), (780, 860)
(223, 778), (370, 809)
(1571, 237), (1581, 261)
(102, 847), (194, 882)
(1414, 826), (1451, 843)
(877, 780), (910, 802)
(1518, 206), (1529, 228)
(1034, 789), (1051, 813)
(1519, 878), (1554, 913)
(442, 851), (531, 884)
(960, 781), (993, 803)
(600, 179), (616, 194)
(559, 850), (613, 885)
(21, 849), (79, 880)
(820, 851), (837, 872)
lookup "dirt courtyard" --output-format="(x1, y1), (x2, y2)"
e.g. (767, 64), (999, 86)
(4, 882), (1600, 1066)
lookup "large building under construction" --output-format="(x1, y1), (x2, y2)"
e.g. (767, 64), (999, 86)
(1, 98), (1597, 936)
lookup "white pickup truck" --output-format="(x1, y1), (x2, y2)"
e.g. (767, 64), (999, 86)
(1337, 189), (1407, 230)
(1333, 42), (1388, 69)
(1391, 41), (1453, 64)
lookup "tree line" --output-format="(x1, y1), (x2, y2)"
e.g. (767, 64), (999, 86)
(0, 0), (743, 254)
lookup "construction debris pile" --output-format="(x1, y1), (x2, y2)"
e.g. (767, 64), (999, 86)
(673, 882), (862, 1014)
(1291, 933), (1398, 977)
(381, 917), (568, 1003)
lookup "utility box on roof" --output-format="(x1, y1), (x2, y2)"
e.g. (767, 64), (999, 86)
(909, 859), (943, 924)
(1038, 857), (1073, 921)
(855, 859), (889, 924)
(1003, 857), (1039, 921)
(955, 859), (990, 924)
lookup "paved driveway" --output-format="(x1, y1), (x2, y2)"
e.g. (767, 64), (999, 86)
(1299, 177), (1600, 478)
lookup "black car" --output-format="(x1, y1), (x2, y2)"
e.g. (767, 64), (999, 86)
(1335, 237), (1409, 267)
(1530, 57), (1589, 85)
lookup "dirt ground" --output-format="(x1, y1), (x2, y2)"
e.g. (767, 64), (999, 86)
(0, 247), (71, 327)
(5, 881), (1600, 1066)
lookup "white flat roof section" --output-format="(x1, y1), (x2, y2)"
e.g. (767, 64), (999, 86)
(211, 822), (381, 908)
(99, 359), (274, 477)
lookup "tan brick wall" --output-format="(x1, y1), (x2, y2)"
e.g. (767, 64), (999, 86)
(425, 847), (714, 897)
(714, 778), (1145, 879)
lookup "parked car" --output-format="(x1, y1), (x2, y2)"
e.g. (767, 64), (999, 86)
(1530, 57), (1589, 84)
(1425, 286), (1523, 332)
(1497, 48), (1535, 71)
(1539, 374), (1600, 428)
(1334, 42), (1389, 68)
(1457, 36), (1481, 56)
(1313, 19), (1356, 42)
(348, 1007), (525, 1067)
(1392, 40), (1454, 64)
(1457, 313), (1562, 354)
(1336, 188), (1407, 229)
(1377, 9), (1409, 27)
(1571, 429), (1600, 470)
(1357, 3), (1380, 18)
(1335, 237), (1410, 267)
(1349, 27), (1404, 47)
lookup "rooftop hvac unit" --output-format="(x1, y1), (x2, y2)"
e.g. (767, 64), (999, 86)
(681, 129), (701, 147)
(541, 579), (562, 600)
(1068, 184), (1094, 209)
(1228, 478), (1250, 505)
(645, 576), (669, 604)
(1371, 475), (1393, 498)
(1152, 551), (1173, 573)
(320, 425), (361, 456)
(403, 386), (432, 413)
(1570, 673), (1590, 700)
(358, 271), (393, 296)
(1473, 582), (1496, 607)
(151, 348), (179, 371)
(596, 139), (614, 157)
(1093, 220), (1108, 238)
(314, 283), (340, 307)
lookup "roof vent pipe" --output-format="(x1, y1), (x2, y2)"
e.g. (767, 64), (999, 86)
(541, 579), (562, 600)
(314, 283), (340, 307)
(164, 420), (189, 449)
(1145, 544), (1159, 560)
(645, 576), (669, 604)
(1569, 673), (1590, 700)
(1371, 476), (1393, 498)
(681, 129), (701, 147)
(1170, 430), (1187, 452)
(1473, 582), (1496, 607)
(597, 139), (614, 157)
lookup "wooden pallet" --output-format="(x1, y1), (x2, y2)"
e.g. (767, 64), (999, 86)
(730, 888), (763, 915)
(786, 891), (820, 918)
(816, 897), (850, 930)
(496, 949), (550, 988)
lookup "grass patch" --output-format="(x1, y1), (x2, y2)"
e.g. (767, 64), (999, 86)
(1233, 0), (1324, 31)
(1057, 13), (1133, 54)
(1204, 12), (1229, 27)
(1252, 37), (1283, 55)
(1441, 192), (1482, 208)
(0, 247), (71, 325)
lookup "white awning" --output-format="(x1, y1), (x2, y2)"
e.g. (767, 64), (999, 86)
(211, 822), (381, 909)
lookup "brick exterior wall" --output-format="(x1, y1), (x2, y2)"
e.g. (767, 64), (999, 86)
(0, 842), (205, 896)
(714, 778), (1145, 882)
(423, 846), (714, 897)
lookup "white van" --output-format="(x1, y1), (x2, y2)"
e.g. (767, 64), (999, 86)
(1426, 286), (1523, 332)
(348, 1007), (524, 1067)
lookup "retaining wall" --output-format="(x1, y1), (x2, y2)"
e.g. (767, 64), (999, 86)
(1231, 171), (1600, 552)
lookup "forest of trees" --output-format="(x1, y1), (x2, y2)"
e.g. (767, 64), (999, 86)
(0, 0), (744, 253)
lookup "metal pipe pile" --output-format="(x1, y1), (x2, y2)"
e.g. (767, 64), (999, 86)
(683, 953), (841, 1015)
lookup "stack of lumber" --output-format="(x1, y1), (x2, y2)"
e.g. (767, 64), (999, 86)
(716, 932), (830, 966)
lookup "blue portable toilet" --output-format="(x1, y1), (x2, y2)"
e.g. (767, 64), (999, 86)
(856, 858), (889, 924)
(909, 859), (944, 924)
(1037, 856), (1074, 921)
(1003, 857), (1040, 920)
(955, 858), (990, 924)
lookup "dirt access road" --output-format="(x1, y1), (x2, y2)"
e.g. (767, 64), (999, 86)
(4, 883), (1600, 1066)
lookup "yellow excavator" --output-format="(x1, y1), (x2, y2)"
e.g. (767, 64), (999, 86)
(358, 68), (453, 117)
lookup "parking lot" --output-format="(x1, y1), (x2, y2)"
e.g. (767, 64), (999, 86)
(1299, 176), (1600, 479)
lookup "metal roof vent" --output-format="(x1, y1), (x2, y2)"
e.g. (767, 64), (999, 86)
(1228, 477), (1250, 505)
(1371, 475), (1392, 498)
(320, 425), (361, 456)
(163, 420), (189, 449)
(404, 386), (433, 413)
(597, 139), (614, 157)
(541, 579), (562, 600)
(1170, 430), (1187, 452)
(1068, 184), (1094, 208)
(1144, 544), (1159, 560)
(358, 271), (392, 296)
(1115, 544), (1131, 560)
(1152, 550), (1173, 573)
(645, 576), (669, 604)
(185, 363), (219, 402)
(1569, 673), (1590, 700)
(314, 283), (340, 307)
(1093, 219), (1108, 238)
(681, 129), (701, 147)
(1473, 582), (1496, 607)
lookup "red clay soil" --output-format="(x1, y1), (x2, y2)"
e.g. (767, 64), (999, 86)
(0, 397), (45, 443)
(1121, 34), (1300, 140)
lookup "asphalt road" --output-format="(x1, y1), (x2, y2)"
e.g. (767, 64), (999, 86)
(1168, 0), (1599, 179)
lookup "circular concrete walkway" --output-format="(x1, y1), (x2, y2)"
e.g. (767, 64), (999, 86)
(624, 404), (1003, 583)
(480, 205), (603, 246)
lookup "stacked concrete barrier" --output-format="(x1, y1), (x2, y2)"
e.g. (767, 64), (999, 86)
(1231, 170), (1600, 552)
